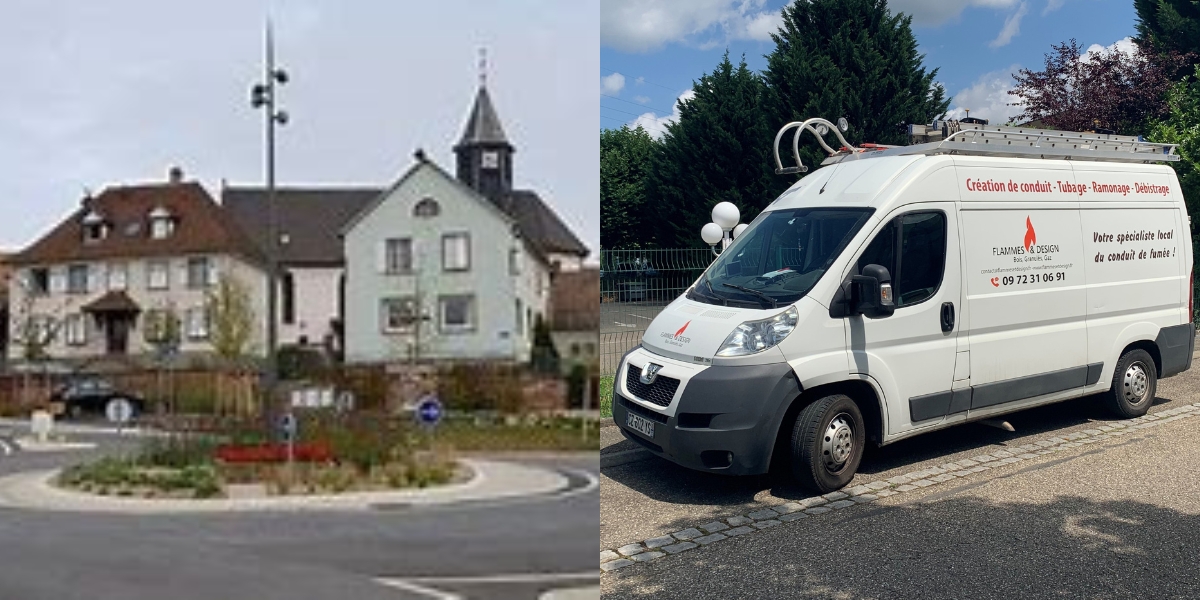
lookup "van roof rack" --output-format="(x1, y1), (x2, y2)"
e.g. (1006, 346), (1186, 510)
(773, 118), (1180, 174)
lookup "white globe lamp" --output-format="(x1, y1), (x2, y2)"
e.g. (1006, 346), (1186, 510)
(701, 222), (724, 246)
(711, 202), (740, 231)
(732, 223), (749, 239)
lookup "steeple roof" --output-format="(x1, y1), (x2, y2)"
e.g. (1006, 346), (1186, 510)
(456, 86), (509, 147)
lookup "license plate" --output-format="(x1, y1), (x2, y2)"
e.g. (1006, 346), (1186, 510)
(626, 411), (655, 438)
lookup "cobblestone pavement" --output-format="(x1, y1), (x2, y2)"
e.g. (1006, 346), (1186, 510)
(601, 362), (1200, 598)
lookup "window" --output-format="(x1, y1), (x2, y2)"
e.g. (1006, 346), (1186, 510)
(442, 233), (470, 272)
(570, 343), (581, 357)
(693, 208), (875, 308)
(381, 297), (419, 333)
(187, 257), (211, 289)
(413, 198), (440, 218)
(526, 307), (533, 338)
(439, 295), (475, 332)
(185, 307), (209, 340)
(515, 299), (524, 335)
(147, 260), (169, 290)
(64, 314), (87, 346)
(509, 248), (521, 275)
(482, 150), (499, 169)
(67, 264), (88, 294)
(856, 211), (947, 308)
(107, 263), (127, 290)
(83, 223), (106, 243)
(28, 268), (49, 295)
(281, 271), (295, 325)
(149, 207), (175, 240)
(584, 342), (596, 356)
(143, 309), (179, 344)
(385, 238), (413, 274)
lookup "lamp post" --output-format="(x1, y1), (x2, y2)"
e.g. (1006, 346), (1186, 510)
(702, 201), (745, 255)
(251, 21), (289, 409)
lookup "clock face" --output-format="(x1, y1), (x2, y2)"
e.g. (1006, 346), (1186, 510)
(481, 150), (499, 169)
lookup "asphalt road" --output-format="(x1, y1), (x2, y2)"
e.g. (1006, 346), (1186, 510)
(0, 427), (597, 600)
(599, 302), (668, 334)
(602, 359), (1200, 598)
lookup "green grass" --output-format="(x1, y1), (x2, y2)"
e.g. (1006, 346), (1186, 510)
(600, 375), (614, 418)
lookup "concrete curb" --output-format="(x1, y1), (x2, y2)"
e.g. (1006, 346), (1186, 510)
(600, 402), (1200, 574)
(0, 459), (569, 513)
(600, 418), (615, 428)
(600, 448), (650, 469)
(12, 437), (97, 452)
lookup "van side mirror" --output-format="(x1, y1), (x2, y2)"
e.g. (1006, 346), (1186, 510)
(848, 264), (895, 318)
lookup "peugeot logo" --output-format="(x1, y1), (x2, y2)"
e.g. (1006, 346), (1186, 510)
(640, 363), (663, 385)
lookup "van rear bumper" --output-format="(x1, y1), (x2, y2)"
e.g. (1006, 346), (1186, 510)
(613, 357), (801, 476)
(1156, 323), (1195, 379)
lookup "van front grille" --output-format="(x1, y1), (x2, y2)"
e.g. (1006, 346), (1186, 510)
(625, 364), (681, 408)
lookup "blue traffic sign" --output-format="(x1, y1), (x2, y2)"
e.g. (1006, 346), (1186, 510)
(415, 395), (443, 427)
(278, 412), (297, 441)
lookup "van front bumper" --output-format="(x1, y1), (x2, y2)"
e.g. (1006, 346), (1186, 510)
(612, 349), (801, 476)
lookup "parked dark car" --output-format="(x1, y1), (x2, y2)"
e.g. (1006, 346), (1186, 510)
(50, 377), (145, 421)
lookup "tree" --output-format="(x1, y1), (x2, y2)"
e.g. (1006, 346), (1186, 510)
(600, 125), (658, 249)
(1148, 67), (1200, 273)
(1009, 39), (1178, 136)
(8, 280), (65, 406)
(764, 0), (949, 175)
(649, 52), (786, 248)
(529, 314), (559, 374)
(205, 274), (256, 414)
(1136, 0), (1200, 65)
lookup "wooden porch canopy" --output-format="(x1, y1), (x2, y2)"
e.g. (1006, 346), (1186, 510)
(81, 290), (141, 315)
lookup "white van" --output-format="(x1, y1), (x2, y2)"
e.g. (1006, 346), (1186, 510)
(613, 118), (1195, 492)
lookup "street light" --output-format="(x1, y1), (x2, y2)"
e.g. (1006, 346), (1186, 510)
(702, 201), (743, 256)
(251, 20), (289, 408)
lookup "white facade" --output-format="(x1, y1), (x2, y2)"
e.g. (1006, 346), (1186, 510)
(6, 254), (268, 362)
(342, 161), (551, 364)
(279, 266), (342, 347)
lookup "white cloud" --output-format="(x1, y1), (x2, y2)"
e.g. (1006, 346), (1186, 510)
(633, 95), (650, 103)
(944, 64), (1023, 124)
(1083, 36), (1136, 59)
(601, 0), (782, 53)
(889, 0), (1020, 27)
(989, 1), (1028, 48)
(635, 76), (645, 85)
(629, 90), (695, 138)
(1042, 0), (1067, 15)
(601, 72), (626, 94)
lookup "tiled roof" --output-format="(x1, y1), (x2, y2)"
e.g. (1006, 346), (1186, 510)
(494, 190), (589, 257)
(11, 182), (263, 266)
(223, 187), (380, 266)
(549, 268), (599, 331)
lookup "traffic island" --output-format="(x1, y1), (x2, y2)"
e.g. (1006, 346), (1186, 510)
(0, 458), (568, 513)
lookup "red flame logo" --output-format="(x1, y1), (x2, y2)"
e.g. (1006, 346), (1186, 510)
(674, 321), (691, 338)
(1023, 216), (1036, 251)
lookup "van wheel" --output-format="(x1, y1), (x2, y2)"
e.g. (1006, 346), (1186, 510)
(1105, 349), (1157, 418)
(789, 394), (865, 493)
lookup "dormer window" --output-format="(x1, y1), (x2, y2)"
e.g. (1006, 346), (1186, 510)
(149, 206), (175, 239)
(82, 210), (106, 243)
(413, 197), (440, 218)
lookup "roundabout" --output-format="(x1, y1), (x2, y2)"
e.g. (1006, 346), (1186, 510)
(0, 423), (598, 600)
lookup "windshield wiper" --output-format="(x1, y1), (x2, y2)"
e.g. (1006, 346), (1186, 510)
(702, 277), (728, 306)
(722, 283), (777, 308)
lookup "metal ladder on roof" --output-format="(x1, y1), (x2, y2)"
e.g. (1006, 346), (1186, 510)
(773, 118), (1180, 175)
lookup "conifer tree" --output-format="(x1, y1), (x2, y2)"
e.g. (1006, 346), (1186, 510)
(649, 52), (785, 248)
(763, 0), (949, 175)
(600, 125), (657, 249)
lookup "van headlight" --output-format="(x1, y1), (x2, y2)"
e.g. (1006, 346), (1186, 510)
(716, 306), (799, 357)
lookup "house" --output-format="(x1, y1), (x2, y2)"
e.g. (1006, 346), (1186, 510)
(5, 169), (268, 366)
(548, 267), (600, 372)
(0, 252), (12, 366)
(223, 186), (377, 354)
(341, 81), (589, 364)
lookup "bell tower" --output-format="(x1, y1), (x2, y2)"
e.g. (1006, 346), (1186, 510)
(454, 48), (514, 199)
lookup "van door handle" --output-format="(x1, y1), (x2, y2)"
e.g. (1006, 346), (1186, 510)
(940, 302), (955, 332)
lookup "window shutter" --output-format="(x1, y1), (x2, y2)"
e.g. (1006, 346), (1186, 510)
(177, 260), (188, 289)
(207, 259), (219, 286)
(50, 268), (66, 294)
(377, 241), (388, 273)
(88, 264), (103, 293)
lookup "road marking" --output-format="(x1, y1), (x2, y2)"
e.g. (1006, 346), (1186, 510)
(629, 314), (653, 320)
(376, 572), (598, 600)
(0, 440), (12, 456)
(612, 322), (639, 328)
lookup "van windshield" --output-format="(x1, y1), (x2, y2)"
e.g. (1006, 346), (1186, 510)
(690, 207), (874, 308)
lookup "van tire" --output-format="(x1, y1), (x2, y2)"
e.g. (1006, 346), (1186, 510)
(1105, 349), (1157, 418)
(789, 394), (865, 493)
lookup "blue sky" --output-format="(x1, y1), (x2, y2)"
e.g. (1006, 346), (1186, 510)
(601, 0), (1138, 135)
